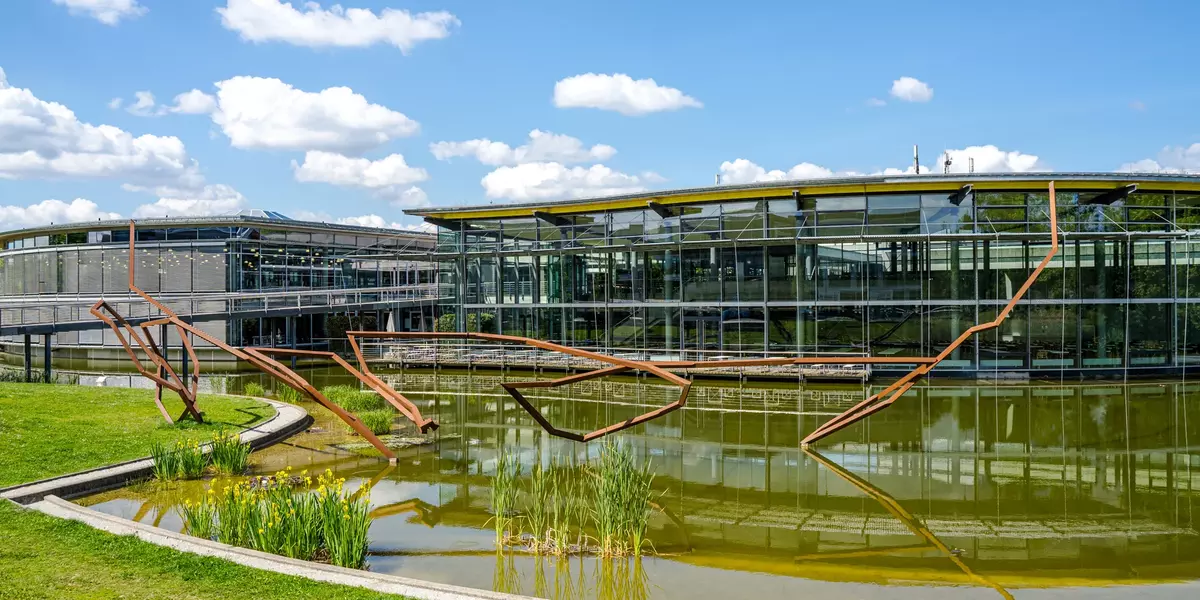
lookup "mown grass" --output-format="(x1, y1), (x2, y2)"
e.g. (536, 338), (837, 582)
(0, 383), (272, 488)
(0, 382), (409, 600)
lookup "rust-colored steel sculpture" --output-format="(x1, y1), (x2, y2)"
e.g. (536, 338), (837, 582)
(799, 181), (1058, 445)
(89, 221), (441, 463)
(802, 449), (1013, 599)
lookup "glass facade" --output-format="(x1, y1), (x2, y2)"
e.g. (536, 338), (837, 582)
(0, 218), (437, 351)
(428, 180), (1200, 375)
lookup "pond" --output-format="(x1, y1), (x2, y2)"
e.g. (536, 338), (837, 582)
(81, 369), (1200, 599)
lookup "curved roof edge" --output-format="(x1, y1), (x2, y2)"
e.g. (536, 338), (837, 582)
(405, 171), (1200, 220)
(0, 215), (433, 242)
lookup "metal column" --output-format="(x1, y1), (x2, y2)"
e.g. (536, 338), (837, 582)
(43, 333), (51, 383)
(180, 322), (189, 378)
(288, 316), (297, 369)
(23, 333), (31, 382)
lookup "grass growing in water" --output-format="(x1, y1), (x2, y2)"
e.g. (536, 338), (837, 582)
(490, 451), (520, 545)
(180, 497), (216, 539)
(276, 385), (302, 404)
(589, 440), (656, 557)
(210, 431), (251, 475)
(322, 385), (384, 412)
(150, 441), (181, 481)
(352, 409), (394, 435)
(150, 439), (206, 481)
(243, 382), (266, 397)
(190, 469), (373, 569)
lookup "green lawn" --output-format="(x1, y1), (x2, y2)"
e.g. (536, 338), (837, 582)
(0, 383), (404, 600)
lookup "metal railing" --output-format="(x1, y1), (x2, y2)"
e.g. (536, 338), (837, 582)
(364, 341), (875, 379)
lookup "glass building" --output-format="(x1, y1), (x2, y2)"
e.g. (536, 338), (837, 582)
(407, 173), (1200, 377)
(0, 211), (437, 364)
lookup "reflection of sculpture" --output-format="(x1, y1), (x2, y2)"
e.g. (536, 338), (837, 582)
(90, 221), (435, 463)
(802, 449), (1013, 599)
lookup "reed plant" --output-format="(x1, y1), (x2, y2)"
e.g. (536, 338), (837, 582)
(490, 450), (520, 545)
(179, 496), (216, 540)
(524, 460), (552, 550)
(242, 382), (266, 397)
(176, 439), (208, 480)
(317, 471), (373, 569)
(355, 409), (394, 435)
(149, 441), (180, 481)
(275, 385), (302, 404)
(321, 385), (384, 412)
(589, 440), (656, 557)
(210, 431), (251, 475)
(213, 480), (255, 547)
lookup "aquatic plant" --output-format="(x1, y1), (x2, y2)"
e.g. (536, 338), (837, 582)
(316, 469), (373, 568)
(321, 385), (383, 412)
(242, 381), (266, 397)
(354, 409), (394, 436)
(589, 440), (656, 557)
(210, 431), (251, 475)
(179, 496), (216, 540)
(176, 439), (208, 480)
(525, 460), (552, 549)
(275, 385), (302, 404)
(149, 441), (180, 481)
(490, 450), (520, 545)
(213, 480), (254, 547)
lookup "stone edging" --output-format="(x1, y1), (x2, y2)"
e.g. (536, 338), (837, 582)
(0, 396), (312, 505)
(27, 496), (535, 600)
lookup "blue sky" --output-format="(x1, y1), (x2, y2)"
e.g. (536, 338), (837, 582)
(1, 0), (1198, 231)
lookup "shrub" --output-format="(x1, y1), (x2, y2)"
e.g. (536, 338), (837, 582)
(242, 382), (266, 397)
(150, 441), (180, 481)
(210, 431), (251, 475)
(276, 385), (302, 404)
(347, 409), (393, 436)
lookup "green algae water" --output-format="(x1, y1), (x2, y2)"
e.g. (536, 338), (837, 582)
(81, 369), (1200, 599)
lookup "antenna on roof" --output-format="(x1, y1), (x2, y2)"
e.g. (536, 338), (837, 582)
(715, 173), (721, 185)
(969, 157), (975, 173)
(913, 145), (920, 174)
(943, 152), (952, 174)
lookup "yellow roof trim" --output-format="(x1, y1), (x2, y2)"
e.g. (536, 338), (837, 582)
(414, 177), (1200, 220)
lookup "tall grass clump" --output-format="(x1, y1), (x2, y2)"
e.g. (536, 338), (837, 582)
(186, 470), (373, 569)
(276, 385), (302, 404)
(179, 497), (216, 540)
(210, 431), (252, 475)
(352, 409), (394, 435)
(323, 385), (384, 412)
(524, 460), (552, 550)
(243, 381), (266, 397)
(150, 439), (206, 481)
(589, 440), (655, 557)
(490, 450), (520, 545)
(150, 441), (181, 481)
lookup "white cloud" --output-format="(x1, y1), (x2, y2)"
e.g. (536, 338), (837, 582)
(865, 97), (887, 107)
(126, 90), (157, 116)
(553, 73), (702, 116)
(131, 184), (247, 218)
(210, 76), (418, 153)
(719, 159), (834, 184)
(53, 0), (146, 26)
(0, 198), (120, 230)
(481, 162), (655, 201)
(890, 76), (933, 103)
(0, 69), (201, 186)
(1118, 143), (1200, 174)
(292, 151), (430, 205)
(719, 145), (1045, 184)
(216, 0), (459, 52)
(168, 89), (217, 114)
(107, 97), (123, 110)
(431, 129), (616, 166)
